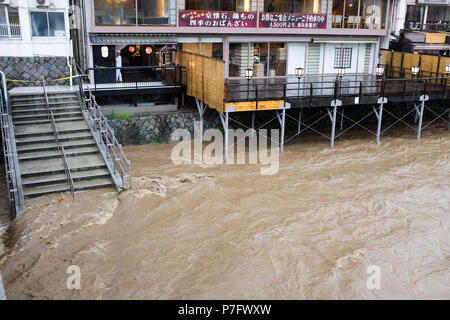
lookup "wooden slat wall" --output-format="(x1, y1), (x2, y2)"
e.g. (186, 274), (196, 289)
(178, 50), (225, 114)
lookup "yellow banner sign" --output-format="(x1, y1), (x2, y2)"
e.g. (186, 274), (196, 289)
(225, 100), (286, 112)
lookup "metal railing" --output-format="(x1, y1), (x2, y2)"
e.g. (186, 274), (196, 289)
(0, 70), (25, 218)
(403, 21), (450, 31)
(82, 91), (132, 189)
(225, 75), (449, 105)
(43, 78), (75, 198)
(84, 65), (184, 93)
(61, 145), (75, 198)
(0, 22), (21, 39)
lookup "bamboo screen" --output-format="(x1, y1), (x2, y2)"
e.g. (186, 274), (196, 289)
(178, 51), (225, 114)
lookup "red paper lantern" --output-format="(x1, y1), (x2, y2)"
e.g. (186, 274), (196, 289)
(145, 46), (152, 54)
(128, 46), (136, 53)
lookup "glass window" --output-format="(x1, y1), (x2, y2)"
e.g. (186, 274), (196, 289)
(31, 11), (66, 37)
(0, 7), (21, 39)
(426, 5), (450, 30)
(212, 43), (224, 60)
(185, 0), (251, 11)
(31, 12), (49, 37)
(344, 0), (359, 28)
(94, 0), (137, 25)
(137, 0), (169, 25)
(360, 0), (387, 29)
(334, 48), (352, 68)
(48, 12), (65, 37)
(333, 0), (388, 29)
(405, 5), (424, 30)
(263, 0), (326, 14)
(229, 42), (285, 77)
(269, 43), (286, 76)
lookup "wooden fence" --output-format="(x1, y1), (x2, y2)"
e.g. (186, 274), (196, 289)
(177, 51), (225, 114)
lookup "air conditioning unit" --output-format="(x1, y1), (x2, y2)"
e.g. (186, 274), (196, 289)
(35, 0), (50, 7)
(0, 0), (11, 6)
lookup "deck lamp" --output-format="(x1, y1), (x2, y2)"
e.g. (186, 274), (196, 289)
(337, 67), (346, 78)
(295, 67), (304, 79)
(411, 65), (420, 77)
(376, 64), (385, 77)
(446, 65), (450, 74)
(245, 68), (253, 80)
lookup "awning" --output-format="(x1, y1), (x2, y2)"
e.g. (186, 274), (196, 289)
(89, 33), (177, 45)
(312, 38), (378, 44)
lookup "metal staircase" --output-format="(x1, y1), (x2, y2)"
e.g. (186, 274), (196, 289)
(0, 71), (132, 219)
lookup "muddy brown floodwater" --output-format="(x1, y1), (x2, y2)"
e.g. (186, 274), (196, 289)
(0, 126), (449, 299)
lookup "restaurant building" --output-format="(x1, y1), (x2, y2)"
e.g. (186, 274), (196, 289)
(81, 0), (396, 83)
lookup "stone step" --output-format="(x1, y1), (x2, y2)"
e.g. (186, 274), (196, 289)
(19, 154), (108, 177)
(17, 138), (96, 153)
(15, 132), (95, 145)
(19, 146), (99, 161)
(14, 120), (89, 135)
(23, 178), (113, 198)
(22, 168), (111, 187)
(11, 100), (80, 108)
(12, 106), (81, 114)
(12, 111), (82, 121)
(15, 128), (89, 139)
(13, 116), (84, 126)
(11, 93), (77, 102)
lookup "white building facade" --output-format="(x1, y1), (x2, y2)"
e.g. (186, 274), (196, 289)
(0, 0), (73, 84)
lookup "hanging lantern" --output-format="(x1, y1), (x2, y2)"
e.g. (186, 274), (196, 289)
(145, 46), (152, 55)
(129, 46), (136, 53)
(101, 46), (109, 58)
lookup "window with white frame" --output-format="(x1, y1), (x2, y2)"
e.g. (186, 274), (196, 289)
(30, 11), (66, 37)
(334, 48), (352, 69)
(0, 6), (21, 39)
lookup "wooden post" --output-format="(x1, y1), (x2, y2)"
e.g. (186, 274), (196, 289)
(400, 51), (405, 77)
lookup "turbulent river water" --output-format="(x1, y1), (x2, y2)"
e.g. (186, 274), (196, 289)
(0, 126), (449, 299)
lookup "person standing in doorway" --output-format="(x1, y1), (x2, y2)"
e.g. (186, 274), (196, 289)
(116, 50), (122, 82)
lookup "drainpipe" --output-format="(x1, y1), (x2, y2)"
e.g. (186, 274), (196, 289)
(67, 56), (73, 87)
(79, 0), (87, 70)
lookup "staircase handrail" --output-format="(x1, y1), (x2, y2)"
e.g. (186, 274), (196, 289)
(0, 70), (25, 218)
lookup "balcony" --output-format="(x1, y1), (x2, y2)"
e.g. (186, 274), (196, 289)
(0, 22), (21, 40)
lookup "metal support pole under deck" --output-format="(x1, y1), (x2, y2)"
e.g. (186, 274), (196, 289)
(416, 95), (429, 140)
(219, 110), (229, 161)
(276, 106), (287, 152)
(328, 99), (341, 148)
(251, 111), (255, 137)
(374, 97), (387, 144)
(297, 108), (302, 134)
(195, 99), (207, 144)
(340, 106), (345, 131)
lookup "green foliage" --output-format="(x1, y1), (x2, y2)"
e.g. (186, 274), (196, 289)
(110, 109), (116, 119)
(118, 113), (132, 119)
